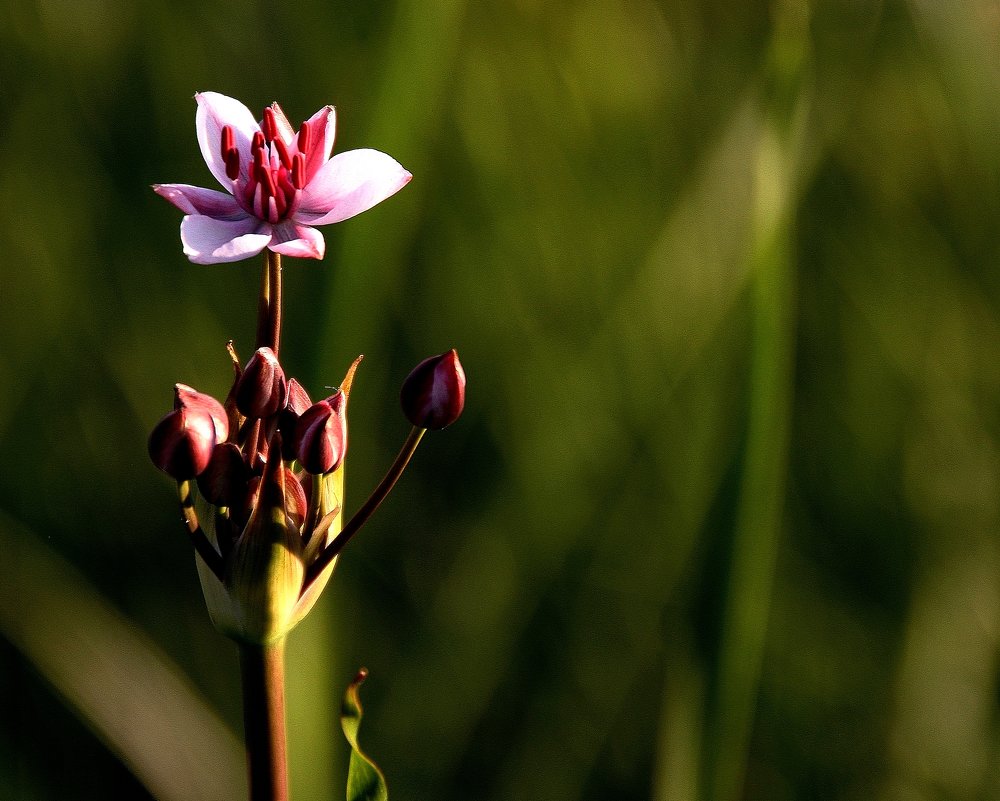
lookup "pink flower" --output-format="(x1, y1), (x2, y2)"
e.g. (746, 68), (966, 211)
(154, 92), (412, 264)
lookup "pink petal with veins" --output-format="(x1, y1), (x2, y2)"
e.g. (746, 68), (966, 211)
(195, 92), (261, 189)
(181, 215), (271, 264)
(269, 222), (325, 260)
(296, 149), (412, 226)
(300, 105), (336, 183)
(267, 103), (296, 145)
(153, 184), (244, 218)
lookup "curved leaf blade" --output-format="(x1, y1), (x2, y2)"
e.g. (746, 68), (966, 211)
(340, 668), (388, 801)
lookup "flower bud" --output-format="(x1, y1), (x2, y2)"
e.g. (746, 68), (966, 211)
(400, 349), (466, 429)
(279, 378), (313, 461)
(197, 441), (249, 506)
(148, 406), (218, 480)
(295, 391), (347, 475)
(175, 383), (229, 442)
(235, 347), (287, 419)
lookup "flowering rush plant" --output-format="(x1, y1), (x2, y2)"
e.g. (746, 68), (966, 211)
(148, 92), (465, 801)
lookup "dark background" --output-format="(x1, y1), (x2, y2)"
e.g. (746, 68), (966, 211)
(1, 1), (999, 799)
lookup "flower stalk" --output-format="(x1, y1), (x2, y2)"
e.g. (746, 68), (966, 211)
(177, 479), (224, 579)
(257, 250), (283, 354)
(239, 640), (289, 801)
(304, 426), (425, 590)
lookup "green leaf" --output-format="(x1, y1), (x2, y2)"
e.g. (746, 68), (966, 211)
(341, 669), (388, 801)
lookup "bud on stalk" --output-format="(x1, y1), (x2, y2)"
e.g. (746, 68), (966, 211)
(295, 391), (347, 475)
(235, 348), (287, 419)
(279, 378), (313, 461)
(400, 349), (466, 429)
(149, 384), (229, 480)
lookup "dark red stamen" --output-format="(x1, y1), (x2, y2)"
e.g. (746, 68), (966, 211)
(291, 154), (305, 189)
(239, 114), (307, 222)
(252, 147), (267, 175)
(220, 125), (235, 157)
(273, 137), (292, 170)
(273, 190), (288, 219)
(259, 167), (277, 199)
(220, 126), (239, 180)
(297, 121), (312, 156)
(225, 150), (240, 181)
(262, 107), (278, 142)
(277, 171), (296, 199)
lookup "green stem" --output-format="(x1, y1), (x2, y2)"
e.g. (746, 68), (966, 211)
(304, 427), (425, 589)
(255, 250), (283, 356)
(239, 639), (289, 801)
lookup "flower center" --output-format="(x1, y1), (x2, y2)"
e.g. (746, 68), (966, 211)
(220, 107), (310, 225)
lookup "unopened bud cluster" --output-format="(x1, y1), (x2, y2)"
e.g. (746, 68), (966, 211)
(149, 347), (350, 495)
(148, 344), (465, 644)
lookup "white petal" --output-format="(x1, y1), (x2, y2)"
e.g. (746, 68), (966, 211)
(268, 222), (325, 260)
(296, 149), (411, 226)
(195, 92), (261, 189)
(180, 215), (271, 264)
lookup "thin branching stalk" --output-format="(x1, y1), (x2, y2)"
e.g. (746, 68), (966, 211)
(304, 426), (425, 589)
(177, 480), (224, 579)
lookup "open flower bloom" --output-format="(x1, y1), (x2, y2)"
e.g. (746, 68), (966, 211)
(154, 92), (412, 264)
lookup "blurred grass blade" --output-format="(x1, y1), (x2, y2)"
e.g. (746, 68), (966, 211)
(319, 0), (465, 360)
(705, 5), (813, 799)
(0, 510), (245, 801)
(340, 669), (388, 801)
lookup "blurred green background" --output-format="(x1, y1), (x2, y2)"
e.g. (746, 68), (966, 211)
(2, 0), (999, 799)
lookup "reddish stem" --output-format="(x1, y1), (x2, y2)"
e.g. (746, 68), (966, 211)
(177, 480), (224, 579)
(239, 640), (289, 801)
(304, 426), (426, 589)
(255, 250), (282, 356)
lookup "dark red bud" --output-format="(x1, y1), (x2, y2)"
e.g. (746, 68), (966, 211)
(148, 406), (218, 480)
(295, 391), (347, 475)
(279, 378), (313, 461)
(235, 348), (287, 419)
(197, 442), (249, 506)
(174, 384), (229, 442)
(400, 349), (466, 429)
